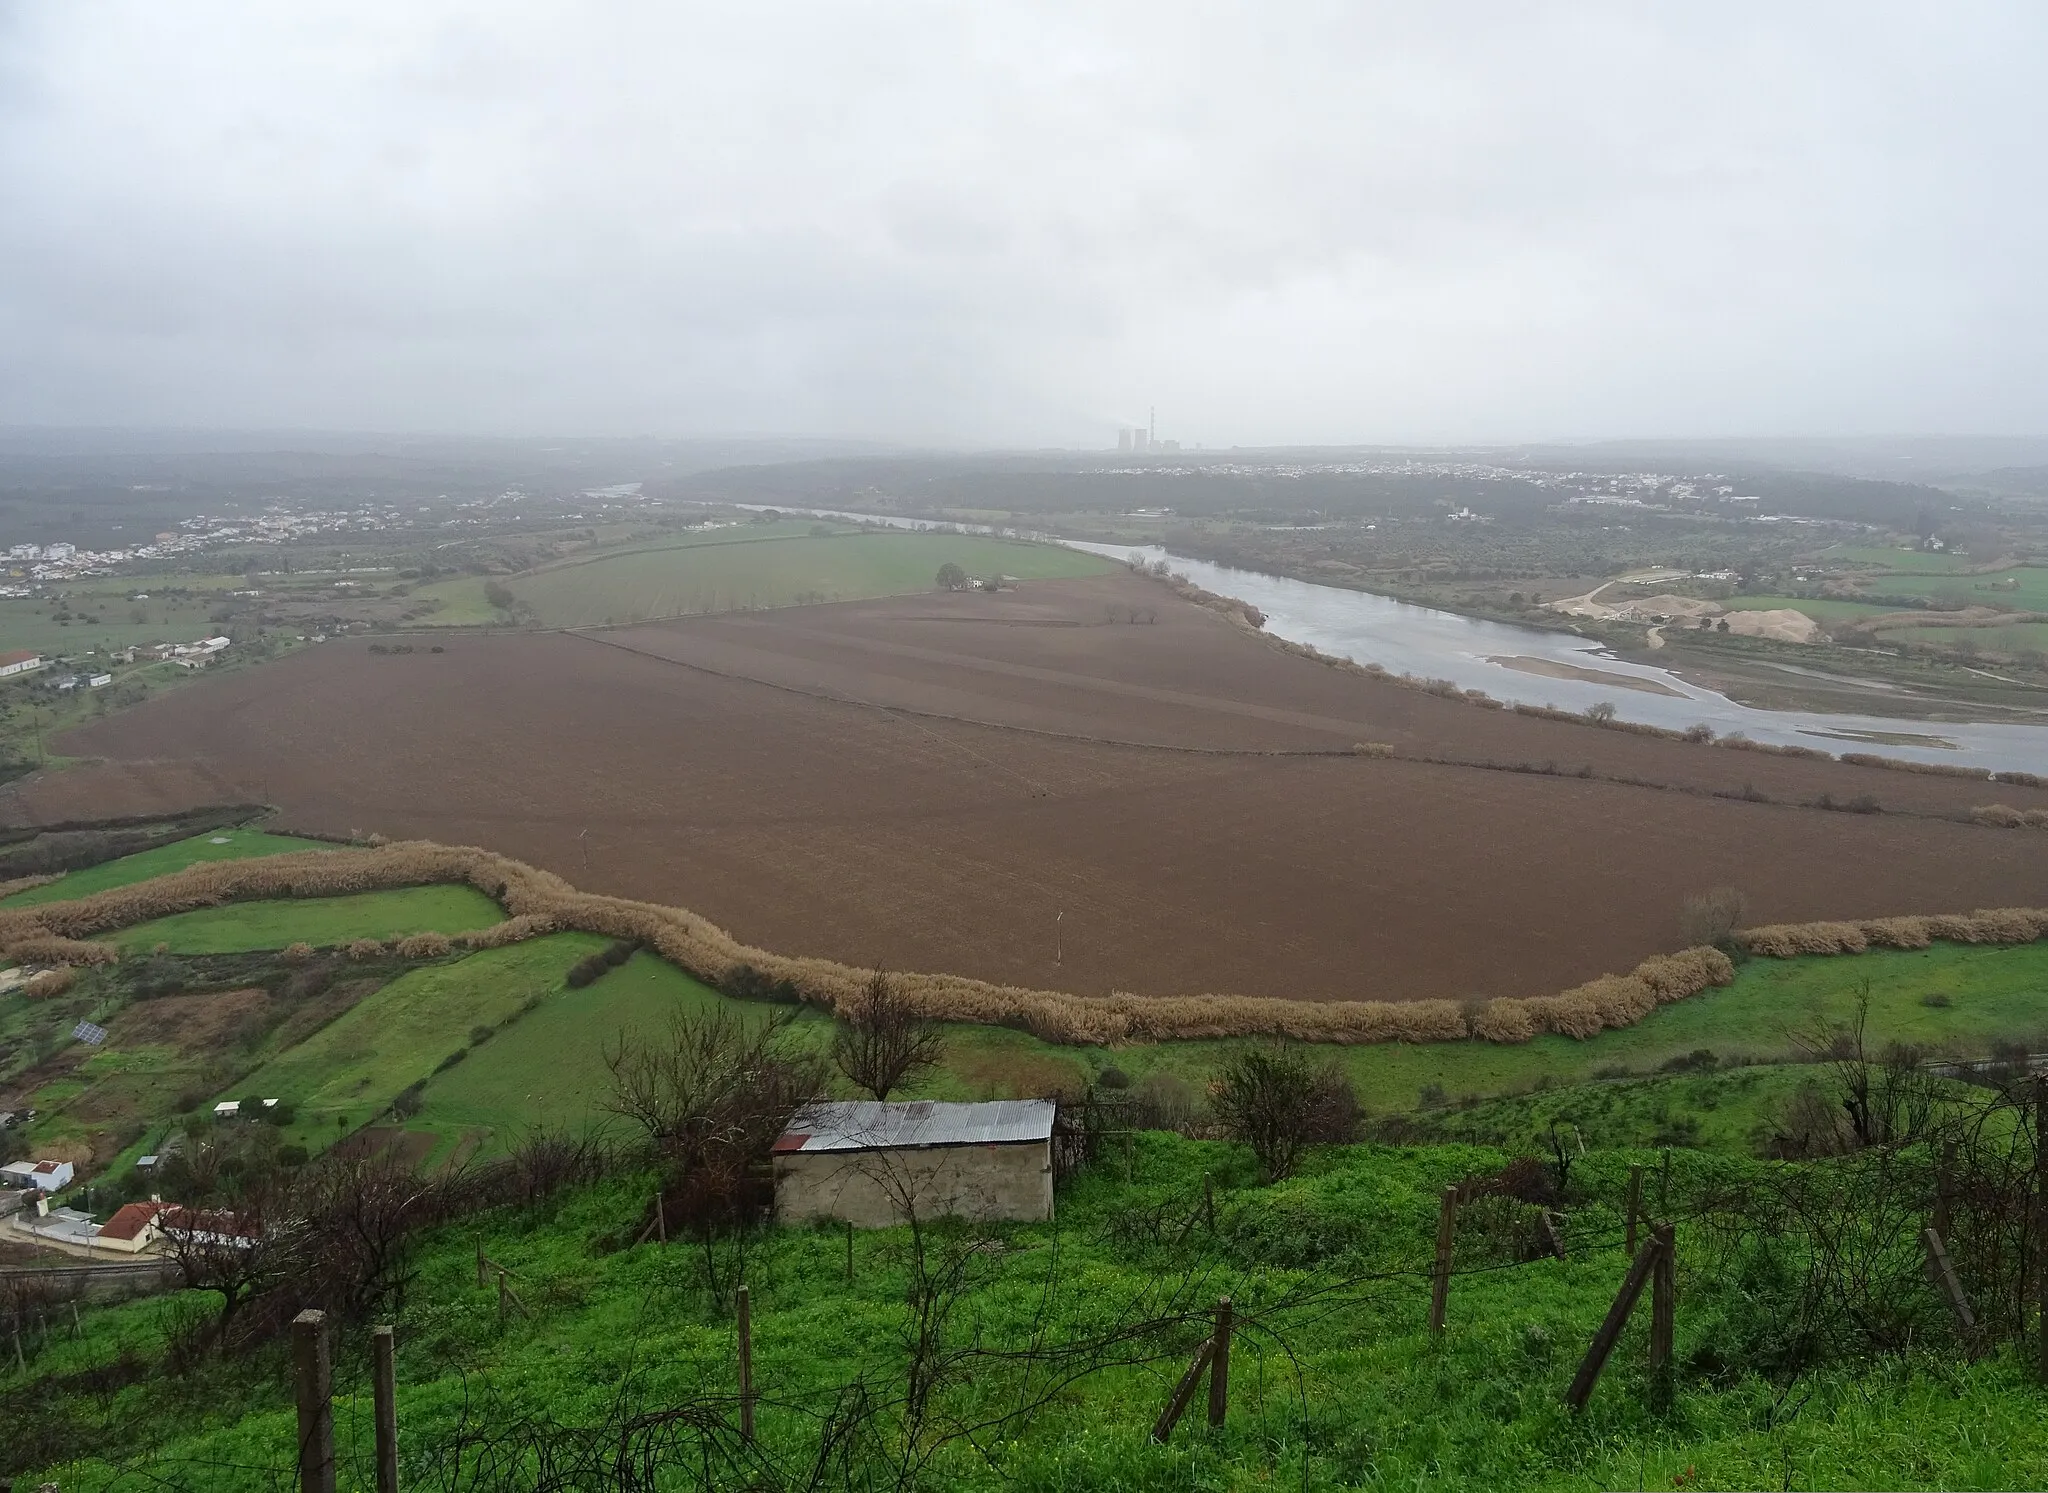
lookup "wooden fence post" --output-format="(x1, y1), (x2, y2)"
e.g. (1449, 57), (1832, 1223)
(1149, 1339), (1215, 1443)
(1649, 1224), (1675, 1406)
(475, 1236), (485, 1288)
(292, 1309), (335, 1493)
(372, 1324), (399, 1493)
(1625, 1165), (1644, 1257)
(1539, 1210), (1567, 1262)
(1207, 1298), (1232, 1428)
(1933, 1140), (1956, 1242)
(656, 1190), (667, 1247)
(1922, 1227), (1979, 1352)
(2036, 1077), (2048, 1384)
(70, 1302), (81, 1339)
(1204, 1173), (1216, 1235)
(1564, 1235), (1663, 1411)
(1429, 1187), (1457, 1335)
(737, 1283), (755, 1443)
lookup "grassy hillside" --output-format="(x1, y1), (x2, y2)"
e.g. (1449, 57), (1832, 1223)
(404, 949), (733, 1154)
(231, 934), (608, 1147)
(13, 1133), (2044, 1492)
(505, 531), (1111, 626)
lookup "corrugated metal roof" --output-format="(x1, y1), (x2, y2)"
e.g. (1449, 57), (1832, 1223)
(775, 1099), (1056, 1154)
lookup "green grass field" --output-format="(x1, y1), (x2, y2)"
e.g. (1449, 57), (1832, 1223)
(1862, 566), (2048, 609)
(404, 574), (503, 625)
(0, 585), (232, 655)
(3, 828), (330, 906)
(20, 1133), (2048, 1492)
(504, 531), (1112, 627)
(232, 934), (607, 1145)
(1828, 545), (1988, 574)
(407, 951), (749, 1152)
(959, 941), (2048, 1113)
(109, 885), (503, 954)
(1887, 620), (2048, 654)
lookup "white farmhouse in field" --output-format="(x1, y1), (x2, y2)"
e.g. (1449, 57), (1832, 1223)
(0, 1158), (74, 1192)
(0, 650), (43, 679)
(773, 1099), (1055, 1228)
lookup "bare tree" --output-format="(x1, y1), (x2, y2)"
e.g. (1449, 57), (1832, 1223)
(1679, 885), (1748, 948)
(833, 970), (945, 1102)
(1210, 1045), (1357, 1182)
(605, 1006), (824, 1236)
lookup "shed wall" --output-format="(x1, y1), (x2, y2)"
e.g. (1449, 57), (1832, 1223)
(775, 1140), (1052, 1228)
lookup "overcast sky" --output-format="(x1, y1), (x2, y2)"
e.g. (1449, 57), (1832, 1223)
(2, 3), (2044, 448)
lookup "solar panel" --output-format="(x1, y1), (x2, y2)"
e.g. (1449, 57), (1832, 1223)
(72, 1020), (107, 1046)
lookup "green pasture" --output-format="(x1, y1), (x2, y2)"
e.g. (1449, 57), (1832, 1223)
(108, 885), (503, 954)
(405, 574), (503, 625)
(407, 952), (746, 1151)
(953, 941), (2048, 1114)
(1886, 620), (2048, 654)
(3, 828), (329, 906)
(23, 1134), (2048, 1492)
(1863, 566), (2048, 609)
(231, 934), (608, 1144)
(503, 531), (1112, 627)
(1828, 544), (1987, 574)
(0, 586), (228, 655)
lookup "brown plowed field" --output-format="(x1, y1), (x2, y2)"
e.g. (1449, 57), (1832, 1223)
(55, 573), (2048, 1006)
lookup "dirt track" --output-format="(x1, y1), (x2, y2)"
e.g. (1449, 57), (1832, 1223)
(55, 573), (2048, 1006)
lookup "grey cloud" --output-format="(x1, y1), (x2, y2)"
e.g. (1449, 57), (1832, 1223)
(1, 1), (2044, 445)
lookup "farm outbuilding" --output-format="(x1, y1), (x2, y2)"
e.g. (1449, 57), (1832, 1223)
(773, 1099), (1056, 1228)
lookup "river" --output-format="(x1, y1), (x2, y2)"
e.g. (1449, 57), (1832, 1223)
(721, 504), (2048, 774)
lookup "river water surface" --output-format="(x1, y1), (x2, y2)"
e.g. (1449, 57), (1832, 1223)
(725, 504), (2048, 774)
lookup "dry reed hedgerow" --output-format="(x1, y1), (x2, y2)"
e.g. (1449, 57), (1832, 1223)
(1837, 752), (1993, 780)
(1, 935), (120, 966)
(0, 872), (64, 900)
(1972, 804), (2048, 829)
(395, 931), (454, 959)
(0, 839), (1758, 1049)
(1737, 908), (2048, 959)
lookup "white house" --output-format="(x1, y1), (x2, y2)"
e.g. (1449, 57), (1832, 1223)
(1, 1158), (75, 1192)
(87, 672), (113, 688)
(0, 650), (42, 679)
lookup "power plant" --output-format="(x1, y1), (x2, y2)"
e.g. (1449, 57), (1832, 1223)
(1118, 407), (1180, 453)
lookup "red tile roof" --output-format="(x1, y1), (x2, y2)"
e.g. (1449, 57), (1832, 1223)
(97, 1201), (163, 1242)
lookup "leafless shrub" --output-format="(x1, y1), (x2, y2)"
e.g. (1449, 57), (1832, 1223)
(281, 940), (316, 961)
(1209, 1045), (1357, 1182)
(833, 969), (945, 1101)
(1678, 885), (1748, 947)
(1839, 752), (1991, 779)
(345, 938), (385, 960)
(605, 1006), (824, 1233)
(395, 930), (453, 958)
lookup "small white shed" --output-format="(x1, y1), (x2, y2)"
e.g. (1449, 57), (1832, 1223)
(773, 1099), (1056, 1228)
